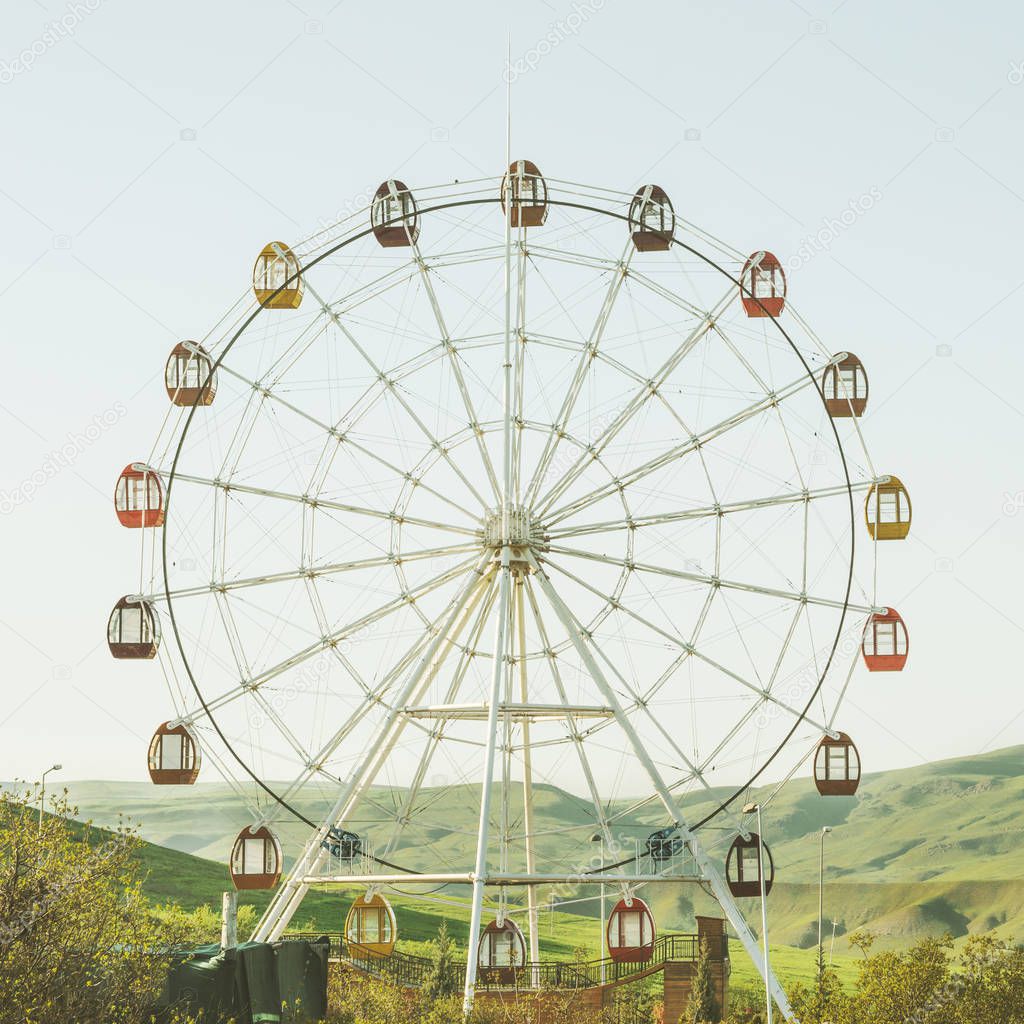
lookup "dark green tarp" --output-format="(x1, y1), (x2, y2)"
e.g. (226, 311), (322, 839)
(159, 936), (329, 1023)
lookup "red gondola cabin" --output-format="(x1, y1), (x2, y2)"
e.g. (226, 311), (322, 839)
(862, 609), (908, 672)
(148, 722), (201, 785)
(114, 464), (164, 528)
(628, 185), (675, 252)
(229, 825), (283, 891)
(822, 353), (868, 418)
(165, 341), (216, 407)
(814, 732), (861, 796)
(107, 595), (160, 659)
(477, 918), (526, 984)
(726, 833), (774, 898)
(500, 160), (548, 228)
(606, 896), (656, 963)
(370, 180), (420, 247)
(740, 251), (786, 317)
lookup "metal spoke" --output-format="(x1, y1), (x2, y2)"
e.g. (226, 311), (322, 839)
(542, 359), (841, 527)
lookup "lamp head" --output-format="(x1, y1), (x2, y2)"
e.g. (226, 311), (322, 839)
(52, 764), (62, 772)
(742, 802), (759, 814)
(822, 825), (833, 834)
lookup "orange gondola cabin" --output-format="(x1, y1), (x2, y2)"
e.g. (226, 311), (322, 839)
(148, 722), (200, 785)
(814, 732), (861, 796)
(165, 341), (216, 407)
(500, 160), (548, 228)
(628, 185), (675, 252)
(740, 251), (786, 317)
(345, 893), (397, 959)
(252, 242), (303, 309)
(114, 463), (164, 528)
(107, 595), (160, 659)
(477, 918), (527, 984)
(822, 352), (868, 418)
(862, 609), (909, 672)
(865, 476), (912, 540)
(229, 825), (282, 891)
(370, 180), (420, 247)
(726, 833), (774, 898)
(606, 896), (656, 964)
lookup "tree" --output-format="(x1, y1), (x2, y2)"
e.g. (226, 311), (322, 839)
(0, 787), (185, 1024)
(422, 919), (459, 1000)
(682, 936), (720, 1023)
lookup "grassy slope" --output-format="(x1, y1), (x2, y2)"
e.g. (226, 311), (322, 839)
(40, 743), (1024, 961)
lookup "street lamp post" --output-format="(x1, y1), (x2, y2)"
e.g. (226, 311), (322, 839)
(818, 826), (833, 976)
(743, 802), (772, 1024)
(591, 833), (607, 984)
(39, 763), (62, 831)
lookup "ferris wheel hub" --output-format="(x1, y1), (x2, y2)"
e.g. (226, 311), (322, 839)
(482, 505), (546, 571)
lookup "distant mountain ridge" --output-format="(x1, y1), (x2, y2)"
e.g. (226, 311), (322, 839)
(36, 743), (1024, 951)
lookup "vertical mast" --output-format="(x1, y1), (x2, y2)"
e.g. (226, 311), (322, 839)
(462, 38), (515, 1015)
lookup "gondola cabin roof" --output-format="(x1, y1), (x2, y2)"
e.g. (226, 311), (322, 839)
(229, 825), (282, 891)
(865, 475), (912, 540)
(814, 731), (861, 796)
(606, 896), (656, 964)
(628, 184), (675, 252)
(500, 159), (548, 229)
(114, 463), (164, 529)
(371, 180), (420, 248)
(253, 241), (303, 309)
(166, 341), (216, 407)
(107, 595), (161, 659)
(344, 892), (397, 959)
(822, 352), (868, 418)
(862, 608), (908, 672)
(726, 832), (774, 898)
(740, 251), (786, 317)
(148, 722), (201, 786)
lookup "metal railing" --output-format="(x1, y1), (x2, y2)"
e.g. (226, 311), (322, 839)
(284, 930), (727, 992)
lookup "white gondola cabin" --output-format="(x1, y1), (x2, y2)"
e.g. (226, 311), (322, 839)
(500, 160), (548, 228)
(740, 251), (786, 317)
(229, 825), (282, 891)
(814, 731), (861, 796)
(114, 463), (164, 528)
(370, 180), (419, 247)
(628, 185), (675, 252)
(252, 242), (303, 309)
(165, 341), (216, 407)
(107, 595), (160, 659)
(606, 896), (656, 964)
(147, 722), (201, 785)
(345, 893), (397, 958)
(726, 833), (774, 898)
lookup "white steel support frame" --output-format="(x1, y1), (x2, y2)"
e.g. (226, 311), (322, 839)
(528, 552), (795, 1020)
(252, 554), (494, 942)
(461, 93), (517, 1014)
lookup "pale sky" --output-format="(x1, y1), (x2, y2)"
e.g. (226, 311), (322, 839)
(2, 0), (1022, 789)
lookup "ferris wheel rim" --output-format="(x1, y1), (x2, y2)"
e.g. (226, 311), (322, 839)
(158, 187), (859, 843)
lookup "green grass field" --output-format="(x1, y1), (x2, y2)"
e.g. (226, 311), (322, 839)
(31, 742), (1024, 973)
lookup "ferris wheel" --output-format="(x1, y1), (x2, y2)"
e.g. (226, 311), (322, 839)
(109, 163), (912, 1017)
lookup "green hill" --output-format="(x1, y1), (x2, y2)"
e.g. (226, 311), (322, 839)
(32, 743), (1024, 957)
